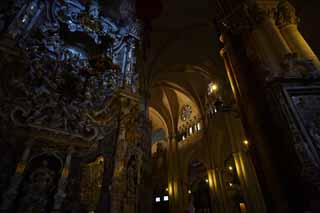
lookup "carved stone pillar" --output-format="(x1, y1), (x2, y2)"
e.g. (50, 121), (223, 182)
(52, 148), (73, 212)
(219, 26), (290, 212)
(225, 113), (267, 213)
(0, 142), (33, 210)
(167, 135), (185, 213)
(109, 90), (152, 213)
(276, 0), (320, 70)
(219, 4), (320, 210)
(208, 168), (229, 213)
(248, 2), (292, 75)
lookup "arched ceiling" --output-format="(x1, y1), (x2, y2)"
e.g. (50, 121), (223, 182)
(149, 106), (168, 135)
(144, 0), (226, 83)
(145, 0), (229, 136)
(149, 81), (205, 138)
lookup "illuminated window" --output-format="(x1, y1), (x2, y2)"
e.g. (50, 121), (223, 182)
(155, 197), (161, 202)
(163, 196), (169, 201)
(181, 105), (192, 121)
(189, 127), (193, 135)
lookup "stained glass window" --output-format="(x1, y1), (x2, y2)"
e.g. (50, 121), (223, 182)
(181, 105), (192, 121)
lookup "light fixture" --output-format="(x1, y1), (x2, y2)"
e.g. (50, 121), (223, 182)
(188, 190), (192, 194)
(155, 197), (161, 202)
(211, 84), (218, 91)
(205, 178), (209, 183)
(243, 140), (249, 146)
(165, 188), (168, 192)
(228, 166), (233, 171)
(163, 196), (169, 201)
(228, 182), (233, 187)
(208, 82), (218, 95)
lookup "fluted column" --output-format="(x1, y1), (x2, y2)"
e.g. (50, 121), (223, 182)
(225, 113), (267, 213)
(0, 142), (33, 210)
(248, 2), (292, 75)
(207, 168), (230, 213)
(52, 148), (73, 212)
(276, 0), (320, 70)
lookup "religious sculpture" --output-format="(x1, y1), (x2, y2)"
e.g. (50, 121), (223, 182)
(0, 0), (151, 213)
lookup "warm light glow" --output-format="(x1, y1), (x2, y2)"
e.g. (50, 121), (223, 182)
(188, 190), (192, 194)
(165, 188), (168, 192)
(98, 156), (104, 163)
(168, 182), (173, 196)
(243, 140), (249, 145)
(205, 178), (209, 183)
(207, 170), (214, 189)
(155, 197), (161, 202)
(182, 135), (186, 140)
(240, 203), (247, 213)
(197, 122), (201, 130)
(228, 166), (233, 171)
(163, 196), (169, 201)
(208, 82), (218, 95)
(189, 127), (193, 135)
(229, 182), (233, 187)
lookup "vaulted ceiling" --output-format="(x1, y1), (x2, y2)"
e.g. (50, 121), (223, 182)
(146, 0), (228, 137)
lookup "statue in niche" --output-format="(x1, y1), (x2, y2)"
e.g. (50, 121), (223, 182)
(19, 160), (55, 211)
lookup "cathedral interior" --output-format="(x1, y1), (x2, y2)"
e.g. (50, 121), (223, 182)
(0, 0), (320, 212)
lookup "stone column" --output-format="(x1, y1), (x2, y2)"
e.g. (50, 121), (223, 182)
(276, 0), (320, 70)
(247, 2), (292, 76)
(209, 168), (229, 213)
(167, 136), (184, 213)
(0, 142), (33, 210)
(225, 113), (267, 213)
(52, 148), (73, 212)
(220, 28), (291, 212)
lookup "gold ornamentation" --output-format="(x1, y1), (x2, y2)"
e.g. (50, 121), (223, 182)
(80, 156), (104, 211)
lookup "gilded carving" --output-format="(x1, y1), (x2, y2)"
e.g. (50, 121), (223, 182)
(80, 156), (104, 211)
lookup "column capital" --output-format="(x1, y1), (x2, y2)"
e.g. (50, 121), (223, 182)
(250, 2), (278, 25)
(276, 0), (299, 28)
